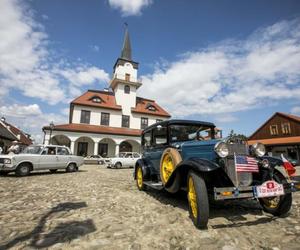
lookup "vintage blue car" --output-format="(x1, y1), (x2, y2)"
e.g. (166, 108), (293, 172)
(134, 120), (300, 229)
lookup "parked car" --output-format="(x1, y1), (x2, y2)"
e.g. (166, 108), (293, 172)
(134, 120), (300, 229)
(0, 145), (84, 176)
(84, 155), (110, 165)
(107, 152), (141, 169)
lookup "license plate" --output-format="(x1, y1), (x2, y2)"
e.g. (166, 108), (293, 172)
(255, 180), (284, 198)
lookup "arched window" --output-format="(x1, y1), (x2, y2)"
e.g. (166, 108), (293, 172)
(124, 85), (130, 94)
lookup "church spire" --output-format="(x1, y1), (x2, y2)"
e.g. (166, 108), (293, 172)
(120, 23), (132, 61)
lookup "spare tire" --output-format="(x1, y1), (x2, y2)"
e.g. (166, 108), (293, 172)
(160, 148), (182, 193)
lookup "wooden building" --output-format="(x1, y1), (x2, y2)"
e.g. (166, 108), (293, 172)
(248, 112), (300, 163)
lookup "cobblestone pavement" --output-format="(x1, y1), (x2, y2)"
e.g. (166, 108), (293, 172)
(0, 165), (299, 250)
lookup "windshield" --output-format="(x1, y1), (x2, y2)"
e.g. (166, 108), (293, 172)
(170, 124), (214, 142)
(21, 146), (43, 154)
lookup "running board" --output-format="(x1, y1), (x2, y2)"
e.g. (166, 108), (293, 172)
(144, 181), (164, 190)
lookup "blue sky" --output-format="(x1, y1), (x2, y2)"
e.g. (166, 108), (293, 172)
(0, 0), (300, 142)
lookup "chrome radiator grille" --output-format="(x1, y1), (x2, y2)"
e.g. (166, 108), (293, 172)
(224, 143), (253, 187)
(227, 143), (248, 156)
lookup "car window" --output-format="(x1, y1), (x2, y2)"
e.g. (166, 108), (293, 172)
(57, 147), (69, 155)
(119, 152), (126, 157)
(133, 153), (140, 158)
(170, 124), (214, 142)
(142, 130), (151, 147)
(125, 153), (132, 158)
(153, 126), (167, 145)
(47, 147), (56, 155)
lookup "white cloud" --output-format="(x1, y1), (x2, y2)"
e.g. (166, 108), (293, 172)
(291, 106), (300, 115)
(0, 0), (109, 105)
(108, 0), (152, 16)
(0, 104), (42, 117)
(59, 66), (109, 87)
(90, 45), (100, 52)
(0, 103), (68, 143)
(140, 19), (300, 119)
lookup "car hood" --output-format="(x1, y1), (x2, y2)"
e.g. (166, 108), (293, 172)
(173, 139), (221, 161)
(0, 154), (40, 158)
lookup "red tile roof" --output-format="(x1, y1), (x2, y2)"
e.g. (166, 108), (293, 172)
(132, 97), (171, 118)
(3, 121), (32, 145)
(248, 136), (300, 146)
(71, 90), (122, 110)
(44, 123), (142, 137)
(71, 90), (171, 118)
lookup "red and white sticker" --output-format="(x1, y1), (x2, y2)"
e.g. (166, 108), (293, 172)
(255, 180), (284, 198)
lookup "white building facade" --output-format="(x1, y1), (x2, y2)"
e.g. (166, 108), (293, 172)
(43, 28), (171, 156)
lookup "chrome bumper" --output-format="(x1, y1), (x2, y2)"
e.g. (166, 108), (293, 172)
(0, 163), (15, 171)
(214, 181), (300, 200)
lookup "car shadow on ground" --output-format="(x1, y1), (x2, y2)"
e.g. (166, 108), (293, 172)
(144, 188), (279, 229)
(0, 202), (96, 249)
(0, 169), (88, 178)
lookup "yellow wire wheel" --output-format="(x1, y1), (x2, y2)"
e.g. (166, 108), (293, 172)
(188, 176), (198, 219)
(261, 197), (280, 209)
(136, 166), (145, 191)
(187, 171), (209, 229)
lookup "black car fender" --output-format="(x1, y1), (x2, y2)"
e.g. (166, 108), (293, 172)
(165, 157), (233, 189)
(134, 158), (150, 180)
(259, 156), (283, 168)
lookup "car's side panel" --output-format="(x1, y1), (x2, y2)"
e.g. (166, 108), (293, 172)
(134, 158), (151, 180)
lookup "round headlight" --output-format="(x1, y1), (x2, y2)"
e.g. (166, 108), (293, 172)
(253, 143), (266, 157)
(4, 158), (11, 164)
(214, 142), (229, 158)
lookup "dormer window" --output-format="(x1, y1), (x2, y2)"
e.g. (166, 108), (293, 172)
(124, 85), (130, 94)
(92, 97), (101, 103)
(146, 103), (157, 112)
(89, 96), (103, 103)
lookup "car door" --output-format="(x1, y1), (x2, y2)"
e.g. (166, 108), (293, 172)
(56, 147), (70, 168)
(148, 125), (168, 174)
(122, 153), (130, 167)
(38, 146), (58, 169)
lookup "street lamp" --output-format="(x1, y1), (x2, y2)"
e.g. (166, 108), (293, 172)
(49, 121), (54, 145)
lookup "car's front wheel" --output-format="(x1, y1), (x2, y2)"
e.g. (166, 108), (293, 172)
(187, 171), (209, 229)
(114, 162), (122, 169)
(66, 163), (76, 173)
(259, 170), (292, 216)
(16, 163), (31, 177)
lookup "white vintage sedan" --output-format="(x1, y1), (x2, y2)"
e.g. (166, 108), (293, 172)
(107, 152), (141, 169)
(0, 145), (84, 176)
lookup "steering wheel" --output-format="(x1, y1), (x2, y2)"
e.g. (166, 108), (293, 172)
(198, 135), (205, 141)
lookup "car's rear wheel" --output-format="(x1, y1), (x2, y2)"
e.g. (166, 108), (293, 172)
(136, 166), (146, 191)
(115, 162), (122, 169)
(50, 169), (57, 173)
(16, 163), (31, 177)
(66, 163), (76, 173)
(187, 171), (209, 229)
(259, 170), (292, 216)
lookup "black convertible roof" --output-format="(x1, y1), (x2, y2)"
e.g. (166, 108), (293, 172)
(143, 119), (216, 133)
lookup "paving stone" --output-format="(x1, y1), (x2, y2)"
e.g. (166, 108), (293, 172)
(0, 165), (299, 249)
